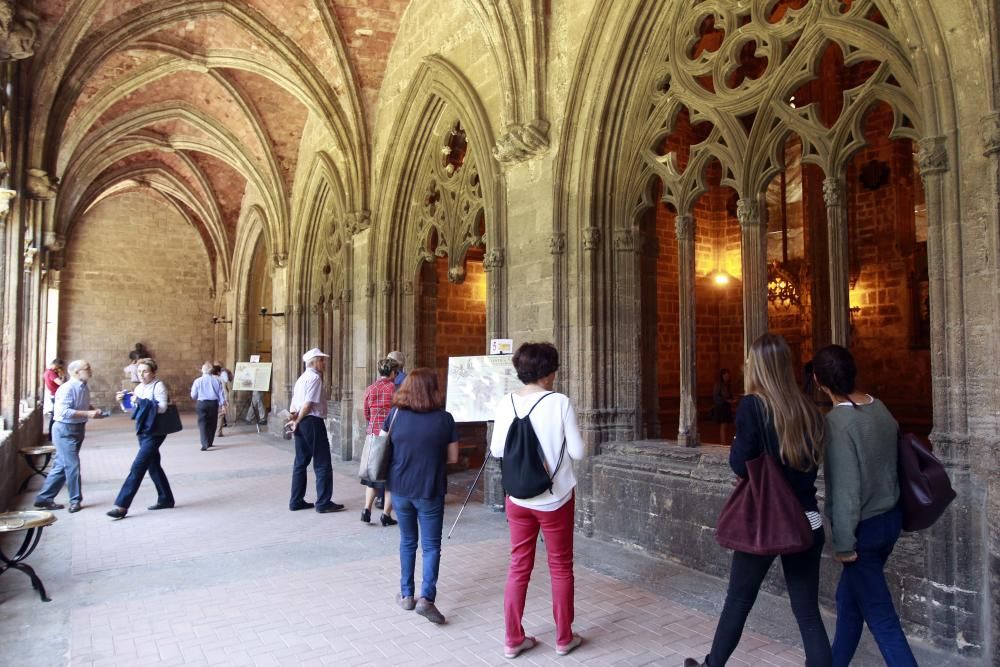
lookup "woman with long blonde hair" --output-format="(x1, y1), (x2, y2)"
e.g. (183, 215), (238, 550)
(686, 333), (831, 667)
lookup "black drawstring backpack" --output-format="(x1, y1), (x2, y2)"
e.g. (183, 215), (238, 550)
(501, 392), (566, 499)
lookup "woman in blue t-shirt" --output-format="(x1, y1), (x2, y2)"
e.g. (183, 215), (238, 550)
(382, 368), (458, 625)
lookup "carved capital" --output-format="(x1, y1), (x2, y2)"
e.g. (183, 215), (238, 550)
(674, 215), (694, 241)
(345, 209), (371, 235)
(43, 231), (65, 253)
(822, 178), (843, 208)
(492, 119), (550, 164)
(25, 169), (57, 199)
(271, 252), (287, 268)
(736, 199), (761, 228)
(340, 287), (352, 303)
(379, 280), (393, 296)
(365, 282), (375, 297)
(0, 186), (15, 218)
(917, 136), (948, 177)
(402, 280), (414, 296)
(614, 227), (637, 252)
(447, 264), (466, 284)
(0, 3), (37, 61)
(582, 226), (601, 251)
(549, 233), (566, 255)
(483, 248), (505, 271)
(23, 244), (37, 270)
(982, 112), (1000, 158)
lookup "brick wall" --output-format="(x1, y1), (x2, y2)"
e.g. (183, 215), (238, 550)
(416, 253), (488, 466)
(59, 190), (215, 411)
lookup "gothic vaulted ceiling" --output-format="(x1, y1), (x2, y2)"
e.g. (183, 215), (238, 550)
(26, 0), (409, 283)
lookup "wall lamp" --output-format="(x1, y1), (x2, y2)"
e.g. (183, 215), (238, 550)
(212, 316), (233, 325)
(260, 307), (285, 317)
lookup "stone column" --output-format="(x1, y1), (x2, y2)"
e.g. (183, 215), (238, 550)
(916, 137), (951, 439)
(823, 177), (849, 346)
(675, 214), (698, 447)
(613, 227), (640, 440)
(738, 198), (768, 355)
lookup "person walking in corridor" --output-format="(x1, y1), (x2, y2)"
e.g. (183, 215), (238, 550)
(386, 368), (458, 625)
(813, 344), (917, 667)
(490, 342), (587, 659)
(34, 359), (105, 513)
(108, 358), (175, 519)
(361, 357), (400, 526)
(286, 348), (344, 513)
(190, 362), (226, 450)
(686, 334), (830, 667)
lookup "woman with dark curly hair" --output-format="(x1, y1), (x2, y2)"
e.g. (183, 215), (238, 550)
(813, 344), (916, 667)
(490, 342), (587, 659)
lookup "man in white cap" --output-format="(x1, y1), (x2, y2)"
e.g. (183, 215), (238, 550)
(286, 348), (344, 513)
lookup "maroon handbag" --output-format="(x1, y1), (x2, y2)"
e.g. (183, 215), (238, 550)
(897, 432), (956, 532)
(715, 398), (814, 556)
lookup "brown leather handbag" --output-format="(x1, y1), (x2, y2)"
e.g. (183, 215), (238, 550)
(897, 432), (956, 532)
(715, 398), (814, 556)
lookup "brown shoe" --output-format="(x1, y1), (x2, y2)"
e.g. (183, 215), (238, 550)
(415, 597), (445, 624)
(34, 500), (64, 510)
(396, 592), (416, 611)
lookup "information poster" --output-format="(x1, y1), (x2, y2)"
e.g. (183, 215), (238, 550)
(445, 355), (523, 422)
(233, 362), (272, 392)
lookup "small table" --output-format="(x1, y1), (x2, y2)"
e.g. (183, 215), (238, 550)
(18, 445), (57, 493)
(0, 510), (57, 602)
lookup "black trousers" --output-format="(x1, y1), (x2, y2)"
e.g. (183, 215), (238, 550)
(195, 400), (219, 449)
(706, 527), (831, 667)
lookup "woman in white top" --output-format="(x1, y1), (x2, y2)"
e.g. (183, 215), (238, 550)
(108, 358), (175, 519)
(489, 342), (586, 659)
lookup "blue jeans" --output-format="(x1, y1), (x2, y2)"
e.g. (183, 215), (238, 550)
(37, 422), (85, 505)
(114, 431), (174, 508)
(289, 416), (332, 509)
(832, 509), (917, 667)
(394, 495), (445, 602)
(707, 527), (831, 667)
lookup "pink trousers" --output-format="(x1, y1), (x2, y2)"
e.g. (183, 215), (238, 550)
(504, 493), (576, 648)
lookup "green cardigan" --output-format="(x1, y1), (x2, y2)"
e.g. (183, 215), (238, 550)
(823, 397), (900, 555)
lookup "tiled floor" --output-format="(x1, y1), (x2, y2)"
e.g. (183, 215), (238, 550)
(1, 415), (966, 666)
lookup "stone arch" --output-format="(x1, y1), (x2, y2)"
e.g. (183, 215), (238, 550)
(30, 0), (370, 211)
(55, 104), (285, 258)
(71, 164), (229, 283)
(556, 0), (996, 657)
(230, 205), (272, 370)
(372, 54), (504, 362)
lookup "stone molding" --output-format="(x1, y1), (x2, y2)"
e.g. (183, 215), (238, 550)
(736, 199), (761, 228)
(483, 247), (505, 270)
(345, 209), (371, 235)
(0, 2), (36, 61)
(271, 252), (287, 268)
(613, 228), (637, 252)
(549, 232), (566, 254)
(25, 168), (57, 199)
(917, 136), (949, 176)
(822, 177), (843, 208)
(402, 280), (414, 296)
(582, 226), (601, 251)
(493, 119), (550, 164)
(674, 214), (694, 241)
(982, 112), (1000, 158)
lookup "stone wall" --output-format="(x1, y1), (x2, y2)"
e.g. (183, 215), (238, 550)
(587, 441), (969, 652)
(58, 191), (215, 411)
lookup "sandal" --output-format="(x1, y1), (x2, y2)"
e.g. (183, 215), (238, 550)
(504, 636), (536, 659)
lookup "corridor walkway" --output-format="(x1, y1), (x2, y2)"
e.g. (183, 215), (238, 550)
(1, 415), (961, 666)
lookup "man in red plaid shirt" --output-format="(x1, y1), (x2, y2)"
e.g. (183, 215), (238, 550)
(361, 357), (401, 524)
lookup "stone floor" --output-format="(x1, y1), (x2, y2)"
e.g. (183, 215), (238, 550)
(1, 414), (970, 666)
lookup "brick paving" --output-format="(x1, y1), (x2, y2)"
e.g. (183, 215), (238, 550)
(1, 415), (965, 666)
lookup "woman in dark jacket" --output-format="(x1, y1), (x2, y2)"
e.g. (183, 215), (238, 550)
(813, 344), (916, 667)
(687, 334), (831, 667)
(384, 368), (458, 625)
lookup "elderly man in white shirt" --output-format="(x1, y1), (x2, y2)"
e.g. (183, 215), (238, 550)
(35, 359), (106, 513)
(286, 348), (344, 513)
